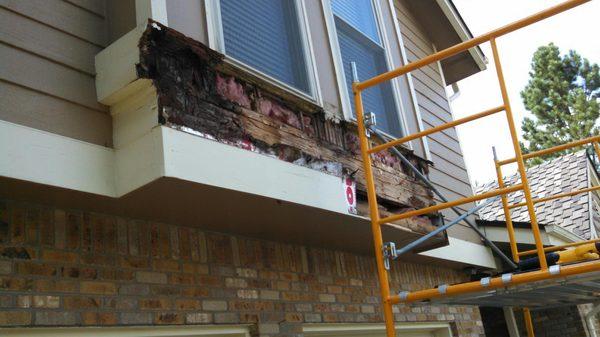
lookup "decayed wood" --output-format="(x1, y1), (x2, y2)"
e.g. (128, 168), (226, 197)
(137, 21), (437, 234)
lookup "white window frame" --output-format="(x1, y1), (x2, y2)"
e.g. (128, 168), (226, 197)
(303, 322), (453, 337)
(205, 0), (322, 105)
(322, 0), (410, 144)
(0, 325), (252, 337)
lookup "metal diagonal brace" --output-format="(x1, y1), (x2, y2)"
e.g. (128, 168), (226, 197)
(394, 196), (500, 256)
(368, 127), (518, 270)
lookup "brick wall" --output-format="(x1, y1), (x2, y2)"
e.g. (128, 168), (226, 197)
(0, 199), (484, 336)
(514, 305), (588, 337)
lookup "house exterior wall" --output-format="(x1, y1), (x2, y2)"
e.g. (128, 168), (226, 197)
(0, 0), (112, 147)
(0, 199), (484, 336)
(0, 0), (478, 232)
(394, 0), (478, 242)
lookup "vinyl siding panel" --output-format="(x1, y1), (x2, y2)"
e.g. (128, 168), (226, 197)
(0, 0), (111, 146)
(395, 0), (477, 238)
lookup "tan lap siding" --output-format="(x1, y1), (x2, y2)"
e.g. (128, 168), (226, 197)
(395, 0), (479, 241)
(0, 0), (111, 146)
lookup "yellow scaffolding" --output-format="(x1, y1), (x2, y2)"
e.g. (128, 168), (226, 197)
(351, 1), (598, 336)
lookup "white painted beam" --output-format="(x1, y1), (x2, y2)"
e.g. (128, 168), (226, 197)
(0, 121), (115, 196)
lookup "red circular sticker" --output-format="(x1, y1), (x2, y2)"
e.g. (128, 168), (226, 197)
(346, 186), (354, 204)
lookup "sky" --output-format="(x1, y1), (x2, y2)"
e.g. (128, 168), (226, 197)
(448, 0), (600, 187)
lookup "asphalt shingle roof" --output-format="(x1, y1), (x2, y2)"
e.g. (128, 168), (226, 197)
(475, 150), (591, 239)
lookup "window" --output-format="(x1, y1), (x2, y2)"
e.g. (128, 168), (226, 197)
(330, 0), (403, 137)
(215, 0), (313, 95)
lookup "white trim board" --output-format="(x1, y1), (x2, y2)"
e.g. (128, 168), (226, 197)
(304, 323), (452, 337)
(419, 236), (497, 269)
(0, 120), (348, 216)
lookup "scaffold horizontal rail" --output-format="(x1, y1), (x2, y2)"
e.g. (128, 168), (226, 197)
(498, 135), (600, 165)
(378, 184), (523, 225)
(509, 185), (600, 209)
(391, 261), (600, 305)
(367, 105), (505, 154)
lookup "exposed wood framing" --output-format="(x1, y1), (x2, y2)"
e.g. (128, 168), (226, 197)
(136, 21), (438, 234)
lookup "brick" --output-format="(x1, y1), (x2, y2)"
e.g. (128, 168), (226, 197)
(65, 212), (81, 250)
(236, 268), (257, 278)
(140, 298), (171, 310)
(119, 284), (149, 295)
(237, 289), (258, 299)
(285, 313), (303, 322)
(361, 305), (375, 314)
(258, 323), (280, 334)
(260, 290), (280, 300)
(319, 294), (336, 303)
(17, 295), (31, 308)
(34, 279), (76, 293)
(82, 312), (118, 325)
(175, 299), (200, 310)
(305, 313), (322, 323)
(226, 277), (247, 288)
(153, 259), (180, 272)
(215, 312), (239, 324)
(0, 295), (13, 308)
(108, 298), (137, 310)
(0, 260), (11, 274)
(41, 249), (77, 263)
(136, 271), (167, 284)
(33, 295), (60, 308)
(1, 246), (33, 259)
(17, 262), (56, 276)
(35, 311), (77, 325)
(54, 209), (66, 249)
(182, 262), (209, 275)
(0, 311), (31, 326)
(155, 312), (184, 324)
(121, 312), (152, 325)
(64, 296), (101, 309)
(80, 281), (117, 295)
(186, 312), (212, 324)
(203, 300), (227, 311)
(119, 256), (149, 269)
(60, 266), (97, 279)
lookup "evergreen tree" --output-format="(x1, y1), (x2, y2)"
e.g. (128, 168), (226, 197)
(520, 43), (600, 165)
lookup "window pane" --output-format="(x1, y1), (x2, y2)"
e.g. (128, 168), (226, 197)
(220, 0), (310, 93)
(331, 0), (380, 44)
(335, 19), (401, 137)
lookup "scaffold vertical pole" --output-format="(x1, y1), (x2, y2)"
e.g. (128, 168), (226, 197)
(523, 308), (536, 337)
(351, 62), (396, 337)
(490, 38), (547, 270)
(493, 147), (520, 262)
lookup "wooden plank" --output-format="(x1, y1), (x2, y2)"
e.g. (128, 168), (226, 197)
(0, 8), (101, 75)
(64, 0), (106, 17)
(0, 43), (106, 111)
(0, 0), (107, 46)
(0, 81), (112, 146)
